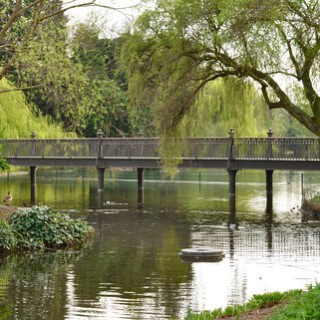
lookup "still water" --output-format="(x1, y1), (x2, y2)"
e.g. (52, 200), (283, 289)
(0, 168), (319, 319)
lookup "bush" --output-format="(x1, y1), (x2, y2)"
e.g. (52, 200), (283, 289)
(8, 206), (94, 249)
(0, 218), (17, 251)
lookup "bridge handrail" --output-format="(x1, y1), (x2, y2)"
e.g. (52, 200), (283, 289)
(0, 136), (319, 161)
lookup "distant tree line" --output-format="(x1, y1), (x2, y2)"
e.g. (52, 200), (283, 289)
(0, 0), (154, 138)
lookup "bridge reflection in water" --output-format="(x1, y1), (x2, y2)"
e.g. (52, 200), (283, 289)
(1, 129), (319, 223)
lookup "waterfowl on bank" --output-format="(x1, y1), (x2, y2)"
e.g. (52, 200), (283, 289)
(4, 191), (12, 206)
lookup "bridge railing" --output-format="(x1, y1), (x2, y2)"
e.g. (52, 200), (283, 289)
(100, 138), (160, 158)
(234, 138), (320, 161)
(0, 139), (99, 158)
(184, 138), (230, 159)
(0, 138), (232, 159)
(0, 136), (320, 161)
(100, 138), (231, 159)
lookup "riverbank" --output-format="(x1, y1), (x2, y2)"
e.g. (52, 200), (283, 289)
(213, 303), (283, 319)
(0, 204), (21, 220)
(188, 284), (320, 320)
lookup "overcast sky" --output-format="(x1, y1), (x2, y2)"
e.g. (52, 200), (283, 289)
(66, 0), (143, 34)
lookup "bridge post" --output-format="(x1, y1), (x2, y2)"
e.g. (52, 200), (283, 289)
(31, 131), (36, 156)
(96, 129), (105, 208)
(228, 128), (235, 163)
(30, 166), (36, 205)
(266, 170), (273, 214)
(30, 132), (37, 205)
(267, 129), (273, 159)
(266, 129), (273, 215)
(137, 168), (144, 207)
(97, 168), (105, 208)
(228, 169), (237, 226)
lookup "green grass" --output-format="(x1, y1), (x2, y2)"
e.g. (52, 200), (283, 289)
(185, 285), (320, 319)
(271, 284), (320, 319)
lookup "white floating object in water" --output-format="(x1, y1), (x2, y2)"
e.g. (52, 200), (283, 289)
(179, 248), (224, 262)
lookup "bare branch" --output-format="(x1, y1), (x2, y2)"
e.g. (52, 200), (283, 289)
(43, 0), (140, 21)
(0, 83), (48, 94)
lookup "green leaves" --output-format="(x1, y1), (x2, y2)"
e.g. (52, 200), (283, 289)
(0, 77), (70, 138)
(0, 219), (17, 251)
(123, 0), (320, 136)
(7, 206), (95, 250)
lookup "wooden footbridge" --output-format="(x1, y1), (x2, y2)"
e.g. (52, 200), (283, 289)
(1, 129), (319, 223)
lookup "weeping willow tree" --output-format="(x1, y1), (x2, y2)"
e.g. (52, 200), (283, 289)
(0, 78), (70, 138)
(122, 0), (320, 138)
(180, 78), (272, 138)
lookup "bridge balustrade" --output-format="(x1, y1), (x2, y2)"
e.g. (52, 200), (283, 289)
(101, 138), (160, 158)
(233, 138), (320, 161)
(184, 138), (230, 159)
(0, 137), (320, 162)
(0, 139), (99, 159)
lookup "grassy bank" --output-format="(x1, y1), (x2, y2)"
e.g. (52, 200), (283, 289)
(186, 284), (320, 319)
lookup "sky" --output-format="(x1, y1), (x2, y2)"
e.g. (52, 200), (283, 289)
(65, 0), (143, 34)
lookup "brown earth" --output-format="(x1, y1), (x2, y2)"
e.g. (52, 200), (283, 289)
(215, 302), (283, 320)
(0, 204), (24, 220)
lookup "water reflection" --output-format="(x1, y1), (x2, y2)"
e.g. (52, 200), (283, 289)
(0, 169), (319, 319)
(0, 251), (81, 319)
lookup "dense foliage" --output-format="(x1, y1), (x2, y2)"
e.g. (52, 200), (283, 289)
(0, 0), (145, 138)
(1, 0), (316, 140)
(122, 0), (320, 137)
(0, 219), (16, 251)
(0, 206), (95, 251)
(70, 23), (136, 137)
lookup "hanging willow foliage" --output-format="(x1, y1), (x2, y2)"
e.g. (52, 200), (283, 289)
(0, 78), (73, 138)
(181, 78), (271, 138)
(157, 78), (272, 176)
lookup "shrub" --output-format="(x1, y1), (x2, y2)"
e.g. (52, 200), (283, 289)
(8, 206), (94, 249)
(0, 218), (17, 251)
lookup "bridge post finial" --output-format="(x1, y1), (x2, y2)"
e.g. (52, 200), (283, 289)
(227, 129), (235, 165)
(267, 129), (273, 159)
(97, 129), (103, 139)
(96, 130), (104, 167)
(31, 132), (36, 139)
(228, 128), (234, 139)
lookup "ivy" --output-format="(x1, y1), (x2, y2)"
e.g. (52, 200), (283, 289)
(6, 206), (94, 250)
(0, 219), (16, 251)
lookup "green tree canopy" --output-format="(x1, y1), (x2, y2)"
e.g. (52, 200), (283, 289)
(1, 1), (141, 135)
(70, 20), (155, 137)
(122, 0), (320, 136)
(70, 22), (133, 137)
(0, 0), (133, 82)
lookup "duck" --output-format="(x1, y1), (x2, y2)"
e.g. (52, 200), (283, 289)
(4, 191), (12, 206)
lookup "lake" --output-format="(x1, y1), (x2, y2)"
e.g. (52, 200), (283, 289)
(0, 168), (319, 319)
